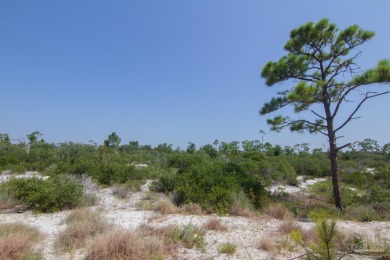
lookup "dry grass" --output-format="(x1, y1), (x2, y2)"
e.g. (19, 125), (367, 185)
(229, 203), (256, 217)
(277, 236), (297, 252)
(205, 218), (228, 232)
(263, 203), (294, 220)
(300, 227), (318, 244)
(179, 202), (203, 215)
(258, 237), (276, 252)
(136, 192), (160, 211)
(112, 184), (129, 199)
(139, 223), (206, 251)
(86, 230), (164, 260)
(78, 192), (97, 207)
(139, 224), (177, 240)
(0, 222), (43, 260)
(154, 199), (177, 214)
(55, 208), (109, 252)
(277, 220), (301, 235)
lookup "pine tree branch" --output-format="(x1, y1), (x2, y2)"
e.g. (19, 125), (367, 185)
(334, 91), (389, 133)
(311, 110), (326, 120)
(336, 143), (351, 151)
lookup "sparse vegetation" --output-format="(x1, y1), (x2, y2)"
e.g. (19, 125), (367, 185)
(205, 218), (228, 232)
(54, 208), (109, 252)
(218, 242), (237, 255)
(86, 230), (164, 260)
(154, 199), (178, 214)
(139, 223), (206, 251)
(0, 223), (43, 260)
(263, 203), (293, 220)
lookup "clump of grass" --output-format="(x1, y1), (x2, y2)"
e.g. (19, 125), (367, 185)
(263, 203), (294, 220)
(218, 242), (237, 255)
(54, 208), (109, 252)
(179, 202), (203, 215)
(78, 192), (97, 207)
(229, 203), (256, 217)
(0, 223), (43, 260)
(258, 237), (276, 252)
(126, 179), (145, 192)
(112, 184), (129, 199)
(139, 223), (206, 251)
(154, 199), (177, 214)
(136, 192), (159, 211)
(278, 220), (301, 235)
(229, 191), (256, 217)
(277, 236), (297, 252)
(86, 230), (164, 260)
(172, 223), (206, 251)
(205, 218), (228, 232)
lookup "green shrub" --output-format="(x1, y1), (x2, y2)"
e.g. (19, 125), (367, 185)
(151, 175), (176, 194)
(309, 180), (361, 207)
(344, 205), (379, 222)
(3, 175), (83, 213)
(308, 207), (341, 221)
(167, 153), (204, 173)
(340, 171), (375, 188)
(174, 161), (270, 214)
(172, 223), (206, 251)
(94, 162), (137, 185)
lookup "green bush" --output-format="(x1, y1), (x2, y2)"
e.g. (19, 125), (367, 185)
(151, 175), (176, 193)
(168, 153), (204, 173)
(310, 180), (361, 207)
(340, 171), (375, 188)
(171, 224), (206, 251)
(3, 175), (83, 213)
(174, 161), (270, 214)
(344, 205), (379, 222)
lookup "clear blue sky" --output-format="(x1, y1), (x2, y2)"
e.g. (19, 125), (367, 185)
(1, 1), (389, 149)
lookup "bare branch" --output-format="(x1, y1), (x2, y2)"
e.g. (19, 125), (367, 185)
(311, 110), (326, 120)
(332, 84), (366, 119)
(337, 143), (351, 151)
(335, 91), (389, 132)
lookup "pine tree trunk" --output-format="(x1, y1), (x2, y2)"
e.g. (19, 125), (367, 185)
(329, 137), (344, 211)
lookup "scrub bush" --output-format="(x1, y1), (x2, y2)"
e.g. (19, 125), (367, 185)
(3, 175), (83, 212)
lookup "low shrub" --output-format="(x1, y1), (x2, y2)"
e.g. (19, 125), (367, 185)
(3, 175), (83, 213)
(344, 205), (379, 222)
(218, 242), (237, 255)
(172, 223), (206, 251)
(309, 180), (361, 207)
(308, 207), (341, 221)
(174, 161), (270, 214)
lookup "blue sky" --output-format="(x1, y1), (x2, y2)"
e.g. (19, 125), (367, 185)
(1, 1), (389, 149)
